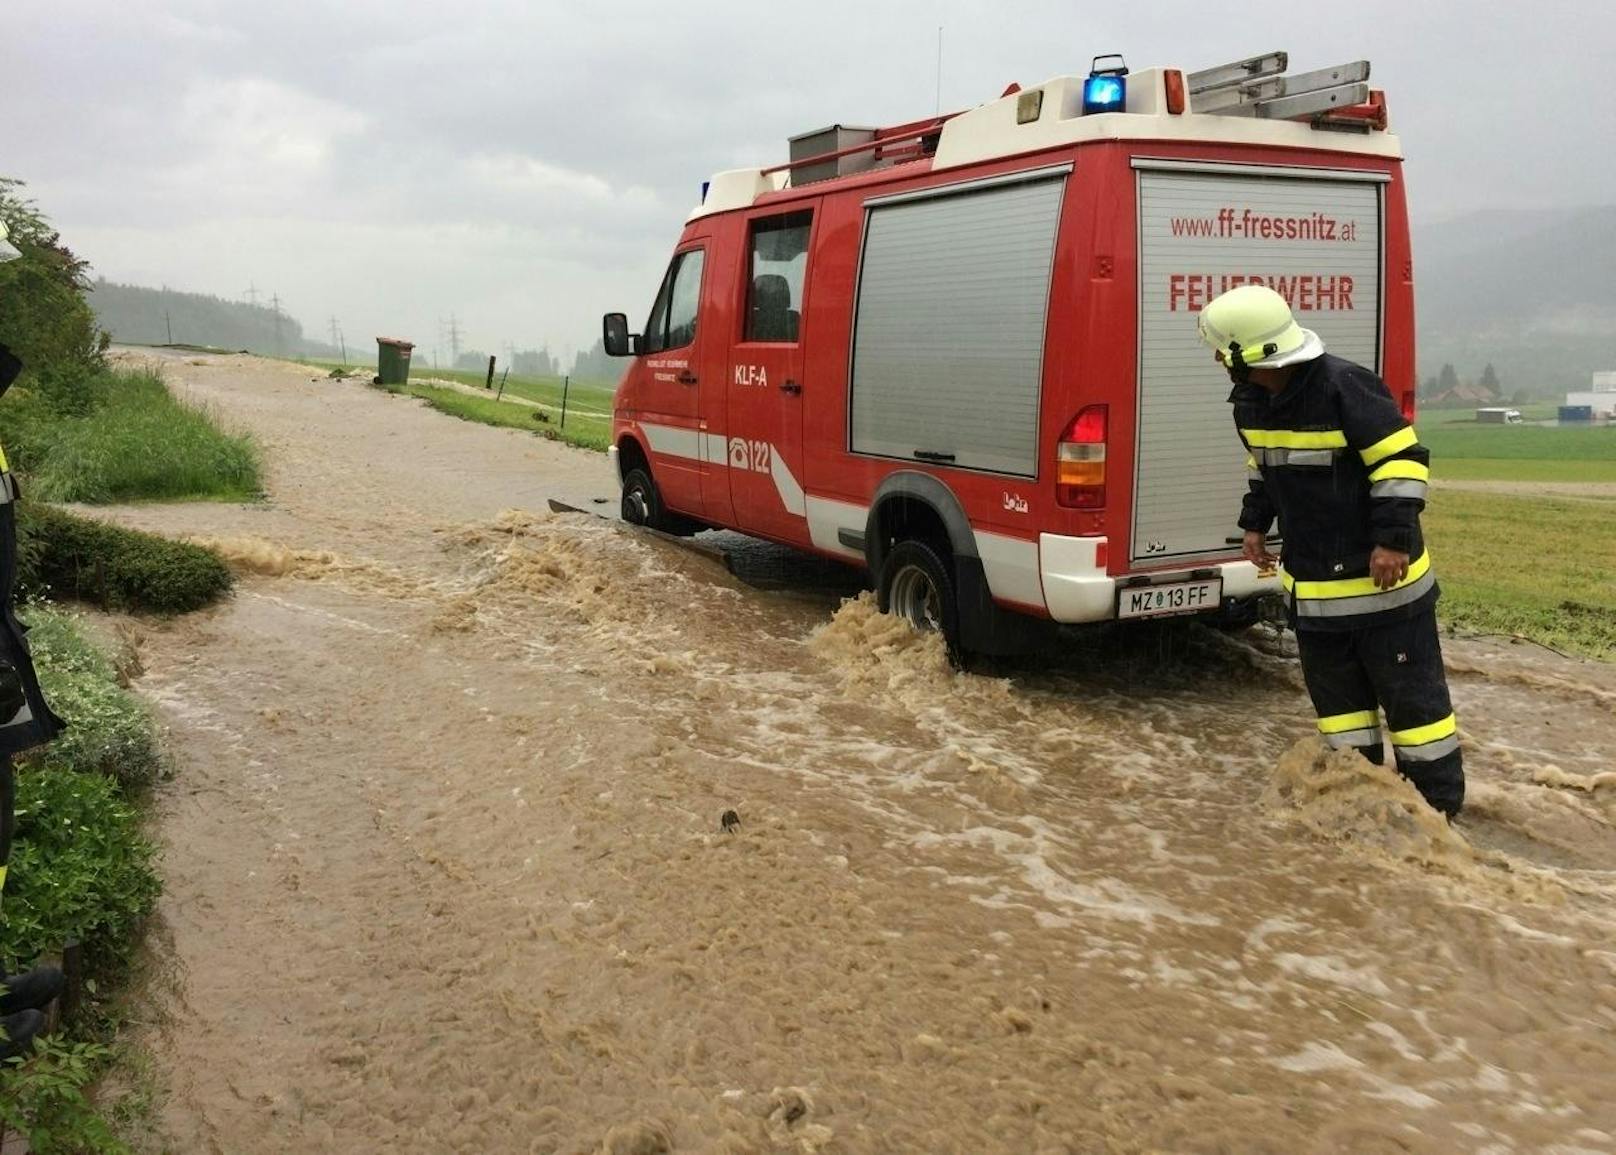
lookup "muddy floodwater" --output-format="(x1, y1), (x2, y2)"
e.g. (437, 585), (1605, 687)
(95, 350), (1616, 1153)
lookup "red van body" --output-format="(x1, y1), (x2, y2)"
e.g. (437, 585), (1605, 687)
(607, 59), (1414, 652)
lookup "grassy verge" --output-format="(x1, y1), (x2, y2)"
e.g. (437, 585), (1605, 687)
(307, 360), (616, 411)
(377, 379), (611, 452)
(0, 365), (260, 503)
(1425, 490), (1616, 659)
(0, 609), (165, 1154)
(401, 364), (615, 414)
(305, 358), (615, 453)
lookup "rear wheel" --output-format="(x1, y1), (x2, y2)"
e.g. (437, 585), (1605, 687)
(877, 540), (960, 652)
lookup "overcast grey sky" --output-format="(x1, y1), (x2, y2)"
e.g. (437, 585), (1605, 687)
(9, 1), (1612, 364)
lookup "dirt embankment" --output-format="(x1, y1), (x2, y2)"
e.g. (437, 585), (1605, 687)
(97, 349), (1616, 1153)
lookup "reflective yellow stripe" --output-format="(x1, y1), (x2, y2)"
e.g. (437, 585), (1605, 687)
(1318, 710), (1379, 735)
(1241, 428), (1348, 450)
(1359, 426), (1418, 466)
(1390, 713), (1457, 747)
(1281, 550), (1432, 599)
(0, 444), (8, 473)
(1245, 453), (1259, 470)
(1367, 459), (1429, 483)
(0, 863), (7, 892)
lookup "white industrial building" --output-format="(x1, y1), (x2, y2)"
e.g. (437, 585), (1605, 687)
(1563, 371), (1616, 418)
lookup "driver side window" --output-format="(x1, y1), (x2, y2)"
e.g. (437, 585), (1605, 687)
(642, 248), (706, 355)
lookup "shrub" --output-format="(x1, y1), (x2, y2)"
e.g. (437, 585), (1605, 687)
(0, 178), (108, 376)
(0, 384), (61, 479)
(0, 766), (159, 977)
(17, 504), (233, 613)
(0, 1037), (126, 1154)
(22, 609), (163, 792)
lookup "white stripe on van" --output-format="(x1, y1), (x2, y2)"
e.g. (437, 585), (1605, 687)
(640, 420), (807, 520)
(974, 531), (1046, 611)
(641, 422), (704, 463)
(806, 497), (867, 559)
(770, 451), (806, 517)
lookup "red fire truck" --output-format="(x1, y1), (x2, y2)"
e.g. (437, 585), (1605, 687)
(603, 51), (1415, 655)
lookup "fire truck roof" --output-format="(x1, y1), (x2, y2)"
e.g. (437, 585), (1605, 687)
(691, 55), (1401, 221)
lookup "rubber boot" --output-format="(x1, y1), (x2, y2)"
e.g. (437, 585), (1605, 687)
(0, 965), (65, 1015)
(0, 1008), (44, 1061)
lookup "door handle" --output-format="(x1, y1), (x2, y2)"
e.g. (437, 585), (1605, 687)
(780, 379), (802, 395)
(676, 371), (698, 385)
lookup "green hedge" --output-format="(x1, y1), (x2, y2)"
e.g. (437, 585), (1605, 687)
(0, 1038), (125, 1155)
(17, 504), (232, 613)
(24, 611), (163, 792)
(0, 611), (163, 1152)
(0, 766), (159, 977)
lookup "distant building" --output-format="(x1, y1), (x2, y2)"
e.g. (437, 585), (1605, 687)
(1564, 391), (1616, 418)
(1563, 371), (1616, 417)
(1427, 381), (1498, 406)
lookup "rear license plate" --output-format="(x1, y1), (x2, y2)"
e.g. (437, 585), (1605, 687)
(1117, 577), (1222, 620)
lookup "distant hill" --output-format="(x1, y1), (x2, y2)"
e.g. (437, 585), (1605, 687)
(87, 280), (336, 359)
(1414, 206), (1616, 396)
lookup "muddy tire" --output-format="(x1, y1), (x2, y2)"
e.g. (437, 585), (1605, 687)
(877, 540), (960, 652)
(620, 466), (702, 536)
(620, 467), (667, 528)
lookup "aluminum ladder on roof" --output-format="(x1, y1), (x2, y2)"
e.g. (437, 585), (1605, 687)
(1187, 50), (1372, 124)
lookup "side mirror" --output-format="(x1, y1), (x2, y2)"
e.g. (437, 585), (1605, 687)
(602, 312), (639, 357)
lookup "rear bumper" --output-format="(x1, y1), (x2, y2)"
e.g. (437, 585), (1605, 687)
(1040, 533), (1282, 624)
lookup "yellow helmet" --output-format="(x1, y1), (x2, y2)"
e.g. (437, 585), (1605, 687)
(1197, 284), (1323, 369)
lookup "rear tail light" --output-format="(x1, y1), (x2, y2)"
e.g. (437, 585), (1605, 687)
(1057, 405), (1107, 509)
(1399, 389), (1417, 422)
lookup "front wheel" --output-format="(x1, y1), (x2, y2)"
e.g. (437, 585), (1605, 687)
(620, 467), (664, 528)
(620, 466), (702, 536)
(877, 540), (961, 652)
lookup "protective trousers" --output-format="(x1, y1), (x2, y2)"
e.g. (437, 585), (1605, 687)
(1295, 607), (1464, 816)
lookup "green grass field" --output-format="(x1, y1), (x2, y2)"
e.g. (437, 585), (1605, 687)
(1434, 458), (1616, 483)
(1414, 416), (1616, 656)
(1425, 490), (1616, 660)
(403, 383), (610, 451)
(307, 360), (615, 453)
(403, 365), (617, 415)
(1421, 422), (1616, 463)
(1423, 402), (1563, 424)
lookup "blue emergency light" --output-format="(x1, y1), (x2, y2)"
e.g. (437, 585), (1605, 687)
(1083, 54), (1128, 114)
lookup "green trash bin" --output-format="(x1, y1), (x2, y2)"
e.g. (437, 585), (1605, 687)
(376, 337), (414, 387)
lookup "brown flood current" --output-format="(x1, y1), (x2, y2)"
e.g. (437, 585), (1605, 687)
(92, 350), (1616, 1153)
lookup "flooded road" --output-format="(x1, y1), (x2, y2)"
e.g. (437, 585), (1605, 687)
(102, 350), (1616, 1153)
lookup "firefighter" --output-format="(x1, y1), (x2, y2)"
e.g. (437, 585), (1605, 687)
(0, 221), (69, 1060)
(1198, 284), (1463, 817)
